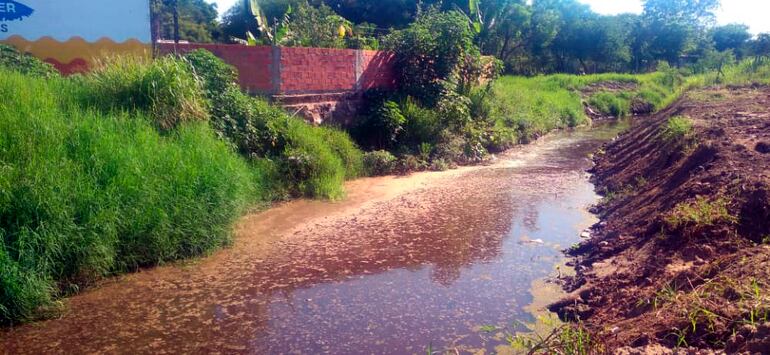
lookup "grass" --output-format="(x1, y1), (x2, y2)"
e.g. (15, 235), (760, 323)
(77, 56), (209, 132)
(487, 70), (684, 144)
(661, 116), (695, 144)
(664, 196), (737, 230)
(0, 70), (262, 323)
(0, 49), (365, 324)
(510, 322), (601, 355)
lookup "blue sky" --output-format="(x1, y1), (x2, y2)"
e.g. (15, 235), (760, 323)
(210, 0), (770, 34)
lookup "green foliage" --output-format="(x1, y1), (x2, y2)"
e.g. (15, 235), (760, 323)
(589, 92), (632, 117)
(664, 196), (737, 230)
(281, 3), (351, 48)
(487, 76), (588, 142)
(711, 24), (752, 54)
(77, 56), (209, 132)
(384, 9), (480, 106)
(661, 116), (694, 143)
(363, 150), (397, 176)
(319, 127), (365, 179)
(0, 70), (259, 323)
(151, 0), (220, 43)
(180, 50), (361, 199)
(182, 49), (239, 98)
(0, 44), (58, 78)
(510, 323), (602, 354)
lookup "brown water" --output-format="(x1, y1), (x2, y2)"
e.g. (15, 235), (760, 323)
(0, 124), (626, 354)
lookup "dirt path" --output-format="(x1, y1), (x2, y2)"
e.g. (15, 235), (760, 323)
(0, 124), (626, 354)
(555, 85), (770, 352)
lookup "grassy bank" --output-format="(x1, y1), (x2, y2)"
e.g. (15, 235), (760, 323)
(486, 68), (685, 145)
(0, 71), (259, 322)
(0, 48), (364, 324)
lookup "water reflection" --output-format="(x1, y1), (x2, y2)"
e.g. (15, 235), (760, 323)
(0, 125), (625, 354)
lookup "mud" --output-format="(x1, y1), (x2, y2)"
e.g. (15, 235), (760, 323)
(555, 86), (770, 352)
(0, 125), (626, 354)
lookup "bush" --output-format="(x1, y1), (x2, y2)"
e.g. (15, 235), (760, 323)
(180, 50), (363, 198)
(0, 71), (258, 323)
(383, 9), (479, 106)
(78, 56), (209, 131)
(0, 44), (58, 78)
(363, 150), (397, 176)
(400, 97), (442, 148)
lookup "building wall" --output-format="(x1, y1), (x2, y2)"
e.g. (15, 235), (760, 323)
(0, 0), (152, 74)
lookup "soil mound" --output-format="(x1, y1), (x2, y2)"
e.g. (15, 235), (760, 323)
(554, 86), (770, 351)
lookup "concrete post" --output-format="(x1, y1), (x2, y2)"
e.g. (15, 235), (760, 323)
(271, 46), (282, 95)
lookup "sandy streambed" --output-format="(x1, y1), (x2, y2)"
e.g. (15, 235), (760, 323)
(1, 123), (626, 354)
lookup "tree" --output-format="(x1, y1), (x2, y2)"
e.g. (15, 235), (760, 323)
(711, 24), (751, 54)
(751, 33), (770, 64)
(636, 0), (720, 66)
(151, 0), (220, 43)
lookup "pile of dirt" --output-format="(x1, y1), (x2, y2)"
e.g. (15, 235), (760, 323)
(552, 85), (770, 352)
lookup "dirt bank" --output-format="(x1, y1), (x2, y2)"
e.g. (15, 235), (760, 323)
(553, 85), (770, 352)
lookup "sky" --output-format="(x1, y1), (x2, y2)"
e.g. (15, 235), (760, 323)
(209, 0), (770, 35)
(578, 0), (770, 34)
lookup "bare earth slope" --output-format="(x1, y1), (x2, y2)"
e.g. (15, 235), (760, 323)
(554, 85), (770, 352)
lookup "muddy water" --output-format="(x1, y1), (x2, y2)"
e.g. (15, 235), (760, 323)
(0, 123), (626, 354)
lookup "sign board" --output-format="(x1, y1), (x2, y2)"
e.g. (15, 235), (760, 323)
(0, 0), (151, 73)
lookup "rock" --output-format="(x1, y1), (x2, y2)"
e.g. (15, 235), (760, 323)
(580, 231), (591, 239)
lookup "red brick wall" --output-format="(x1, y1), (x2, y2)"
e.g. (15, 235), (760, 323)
(157, 43), (397, 95)
(279, 47), (357, 93)
(157, 43), (274, 93)
(359, 50), (398, 91)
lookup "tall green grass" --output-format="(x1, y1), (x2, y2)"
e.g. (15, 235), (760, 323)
(487, 70), (684, 143)
(75, 56), (209, 132)
(0, 70), (262, 323)
(0, 49), (366, 323)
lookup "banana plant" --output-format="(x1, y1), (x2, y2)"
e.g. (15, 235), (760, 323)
(237, 0), (292, 46)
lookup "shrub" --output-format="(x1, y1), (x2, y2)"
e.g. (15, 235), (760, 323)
(180, 50), (363, 197)
(0, 71), (258, 323)
(363, 150), (397, 176)
(0, 44), (58, 78)
(383, 9), (479, 106)
(79, 56), (209, 131)
(400, 97), (442, 148)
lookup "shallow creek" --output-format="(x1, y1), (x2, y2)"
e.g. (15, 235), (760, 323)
(1, 123), (626, 354)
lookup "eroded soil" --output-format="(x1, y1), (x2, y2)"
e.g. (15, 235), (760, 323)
(555, 85), (770, 352)
(0, 125), (625, 354)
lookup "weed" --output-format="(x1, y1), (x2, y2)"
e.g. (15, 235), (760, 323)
(511, 323), (601, 355)
(661, 116), (694, 144)
(664, 196), (737, 230)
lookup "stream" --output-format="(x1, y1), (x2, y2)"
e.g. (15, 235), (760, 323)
(0, 123), (626, 354)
